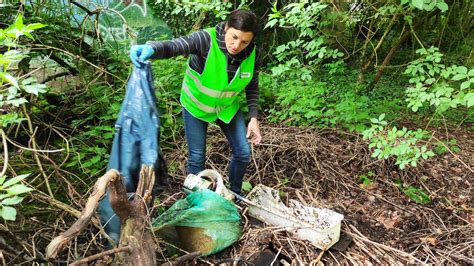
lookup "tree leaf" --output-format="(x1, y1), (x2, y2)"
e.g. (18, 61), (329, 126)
(460, 81), (470, 90)
(412, 0), (424, 10)
(14, 14), (23, 30)
(436, 1), (448, 12)
(451, 74), (466, 81)
(6, 184), (33, 195)
(1, 206), (17, 221)
(26, 23), (46, 31)
(3, 173), (30, 188)
(2, 196), (23, 205)
(464, 93), (474, 107)
(456, 66), (468, 74)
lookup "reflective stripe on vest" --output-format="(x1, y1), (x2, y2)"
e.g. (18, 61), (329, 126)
(185, 68), (239, 98)
(182, 83), (216, 113)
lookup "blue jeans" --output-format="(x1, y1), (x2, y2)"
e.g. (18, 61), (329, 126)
(183, 108), (250, 194)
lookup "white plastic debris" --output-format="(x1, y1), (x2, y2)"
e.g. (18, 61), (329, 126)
(246, 184), (344, 250)
(183, 169), (235, 201)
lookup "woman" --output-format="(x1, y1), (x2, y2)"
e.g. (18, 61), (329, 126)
(130, 9), (262, 195)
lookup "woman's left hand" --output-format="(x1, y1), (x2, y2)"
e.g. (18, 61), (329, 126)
(246, 117), (262, 145)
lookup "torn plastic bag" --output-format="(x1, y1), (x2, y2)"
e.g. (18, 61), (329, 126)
(152, 189), (242, 256)
(98, 63), (168, 245)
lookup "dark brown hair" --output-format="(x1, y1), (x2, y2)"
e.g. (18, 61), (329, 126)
(226, 9), (258, 36)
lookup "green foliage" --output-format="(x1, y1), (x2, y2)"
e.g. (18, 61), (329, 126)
(241, 181), (253, 193)
(151, 58), (187, 143)
(268, 78), (327, 125)
(359, 171), (375, 187)
(395, 179), (431, 204)
(152, 0), (241, 36)
(402, 0), (449, 12)
(404, 47), (474, 112)
(157, 0), (233, 21)
(261, 67), (380, 132)
(0, 13), (47, 108)
(363, 114), (436, 169)
(0, 113), (25, 128)
(265, 1), (344, 80)
(0, 174), (33, 221)
(434, 139), (461, 155)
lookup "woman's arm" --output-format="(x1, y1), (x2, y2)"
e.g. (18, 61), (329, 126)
(146, 31), (211, 59)
(245, 52), (261, 144)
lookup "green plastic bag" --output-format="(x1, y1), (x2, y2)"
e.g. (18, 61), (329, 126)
(152, 189), (242, 256)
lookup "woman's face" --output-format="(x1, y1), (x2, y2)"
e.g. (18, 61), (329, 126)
(224, 25), (253, 55)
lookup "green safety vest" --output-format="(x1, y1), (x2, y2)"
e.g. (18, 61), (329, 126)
(180, 27), (256, 124)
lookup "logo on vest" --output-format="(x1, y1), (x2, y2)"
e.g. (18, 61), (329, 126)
(240, 72), (251, 78)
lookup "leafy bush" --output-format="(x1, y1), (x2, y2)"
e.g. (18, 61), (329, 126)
(363, 114), (435, 169)
(151, 58), (187, 143)
(404, 47), (473, 113)
(395, 179), (431, 204)
(152, 0), (235, 36)
(0, 14), (46, 107)
(0, 174), (33, 221)
(261, 68), (382, 132)
(265, 1), (344, 80)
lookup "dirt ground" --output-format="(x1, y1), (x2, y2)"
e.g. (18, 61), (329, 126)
(2, 122), (473, 265)
(159, 122), (473, 265)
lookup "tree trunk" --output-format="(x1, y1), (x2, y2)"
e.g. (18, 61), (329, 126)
(112, 166), (157, 265)
(369, 10), (440, 88)
(46, 166), (158, 265)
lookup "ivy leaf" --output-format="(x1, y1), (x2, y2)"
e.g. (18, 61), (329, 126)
(5, 98), (28, 107)
(1, 206), (17, 220)
(23, 84), (47, 95)
(0, 72), (19, 88)
(0, 50), (24, 65)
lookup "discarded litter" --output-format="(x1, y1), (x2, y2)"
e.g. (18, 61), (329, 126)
(152, 189), (242, 256)
(183, 169), (235, 201)
(246, 184), (344, 250)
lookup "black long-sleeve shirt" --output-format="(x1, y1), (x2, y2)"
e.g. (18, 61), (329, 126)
(147, 22), (259, 118)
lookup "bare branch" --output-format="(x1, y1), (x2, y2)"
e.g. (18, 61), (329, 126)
(45, 170), (120, 259)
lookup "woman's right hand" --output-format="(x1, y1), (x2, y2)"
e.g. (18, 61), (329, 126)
(130, 44), (154, 68)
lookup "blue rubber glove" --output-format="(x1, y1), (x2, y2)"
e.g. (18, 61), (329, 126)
(130, 44), (154, 68)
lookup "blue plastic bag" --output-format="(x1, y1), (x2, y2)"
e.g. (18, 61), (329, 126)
(98, 63), (168, 245)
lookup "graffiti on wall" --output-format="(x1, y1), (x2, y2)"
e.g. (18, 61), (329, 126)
(72, 0), (170, 44)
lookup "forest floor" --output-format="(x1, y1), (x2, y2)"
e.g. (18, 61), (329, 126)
(2, 121), (473, 265)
